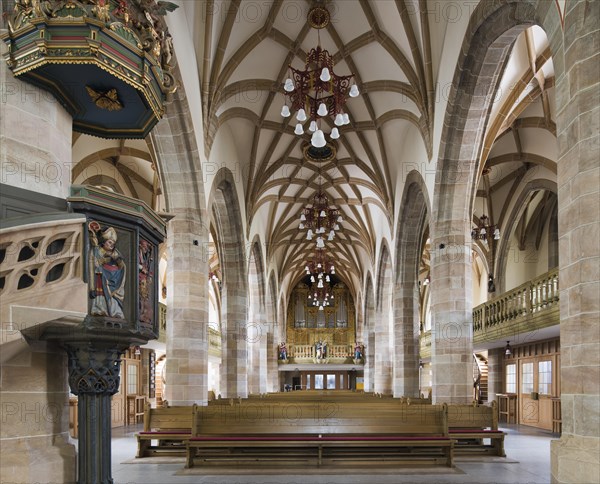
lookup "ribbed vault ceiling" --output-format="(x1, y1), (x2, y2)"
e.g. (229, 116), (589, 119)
(197, 0), (436, 296)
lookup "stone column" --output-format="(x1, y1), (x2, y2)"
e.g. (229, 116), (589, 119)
(363, 330), (375, 392)
(266, 330), (278, 392)
(0, 42), (72, 199)
(374, 314), (392, 394)
(246, 318), (261, 394)
(220, 275), (248, 397)
(65, 343), (126, 484)
(0, 342), (76, 484)
(430, 237), (473, 403)
(551, 2), (600, 482)
(164, 212), (208, 405)
(486, 348), (504, 404)
(392, 283), (420, 397)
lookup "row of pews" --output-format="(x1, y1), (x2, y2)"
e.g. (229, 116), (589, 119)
(136, 391), (506, 468)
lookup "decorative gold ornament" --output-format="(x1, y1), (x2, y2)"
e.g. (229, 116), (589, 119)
(85, 86), (123, 111)
(307, 5), (330, 29)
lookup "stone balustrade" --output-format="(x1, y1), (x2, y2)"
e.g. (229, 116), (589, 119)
(0, 214), (88, 358)
(419, 269), (559, 358)
(286, 343), (358, 362)
(472, 268), (559, 343)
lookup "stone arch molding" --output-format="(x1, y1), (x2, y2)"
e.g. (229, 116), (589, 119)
(495, 179), (558, 293)
(393, 170), (430, 397)
(429, 0), (564, 405)
(209, 168), (249, 398)
(149, 62), (210, 405)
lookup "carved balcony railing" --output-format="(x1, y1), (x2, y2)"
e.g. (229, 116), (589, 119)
(283, 343), (361, 364)
(208, 327), (222, 357)
(472, 268), (559, 343)
(0, 213), (88, 361)
(420, 330), (432, 359)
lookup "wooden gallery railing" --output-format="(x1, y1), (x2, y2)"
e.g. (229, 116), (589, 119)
(472, 268), (559, 342)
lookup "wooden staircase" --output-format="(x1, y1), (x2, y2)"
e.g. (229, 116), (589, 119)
(473, 353), (489, 403)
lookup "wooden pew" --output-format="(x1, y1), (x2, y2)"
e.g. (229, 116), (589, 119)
(136, 404), (196, 458)
(447, 401), (506, 456)
(185, 402), (454, 468)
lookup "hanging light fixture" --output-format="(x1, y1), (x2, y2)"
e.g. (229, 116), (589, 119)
(208, 271), (220, 286)
(299, 189), (342, 248)
(281, 5), (359, 148)
(307, 281), (333, 310)
(504, 341), (512, 356)
(472, 214), (500, 242)
(305, 248), (335, 279)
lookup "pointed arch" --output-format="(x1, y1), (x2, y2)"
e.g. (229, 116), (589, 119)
(209, 168), (248, 398)
(393, 171), (430, 397)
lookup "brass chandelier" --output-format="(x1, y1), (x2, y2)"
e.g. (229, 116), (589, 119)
(299, 189), (342, 248)
(304, 248), (336, 283)
(281, 5), (359, 148)
(307, 281), (333, 311)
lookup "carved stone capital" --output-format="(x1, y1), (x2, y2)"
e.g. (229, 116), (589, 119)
(65, 344), (125, 396)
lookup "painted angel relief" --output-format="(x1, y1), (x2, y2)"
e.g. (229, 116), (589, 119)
(88, 221), (126, 319)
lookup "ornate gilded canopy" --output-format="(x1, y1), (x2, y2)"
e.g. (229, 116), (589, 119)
(2, 0), (178, 138)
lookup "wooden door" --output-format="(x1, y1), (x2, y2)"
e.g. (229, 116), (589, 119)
(519, 359), (538, 425)
(536, 358), (554, 430)
(111, 385), (125, 428)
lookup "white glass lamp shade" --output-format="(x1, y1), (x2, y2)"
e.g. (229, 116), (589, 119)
(300, 213), (306, 222)
(299, 223), (304, 229)
(494, 228), (500, 240)
(296, 109), (307, 121)
(317, 103), (328, 116)
(318, 272), (323, 279)
(337, 215), (343, 223)
(317, 280), (323, 288)
(480, 228), (487, 236)
(307, 229), (313, 240)
(334, 113), (344, 126)
(284, 78), (294, 92)
(316, 237), (325, 248)
(309, 120), (318, 132)
(325, 275), (330, 282)
(319, 210), (326, 217)
(311, 129), (326, 148)
(334, 223), (340, 231)
(310, 275), (315, 283)
(294, 123), (304, 135)
(349, 84), (359, 97)
(320, 67), (331, 82)
(317, 263), (322, 268)
(330, 127), (340, 139)
(319, 305), (324, 311)
(281, 105), (291, 117)
(328, 229), (335, 240)
(342, 113), (350, 125)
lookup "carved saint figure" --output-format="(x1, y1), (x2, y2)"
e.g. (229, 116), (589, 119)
(138, 238), (154, 323)
(88, 221), (126, 319)
(354, 342), (363, 360)
(278, 342), (288, 360)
